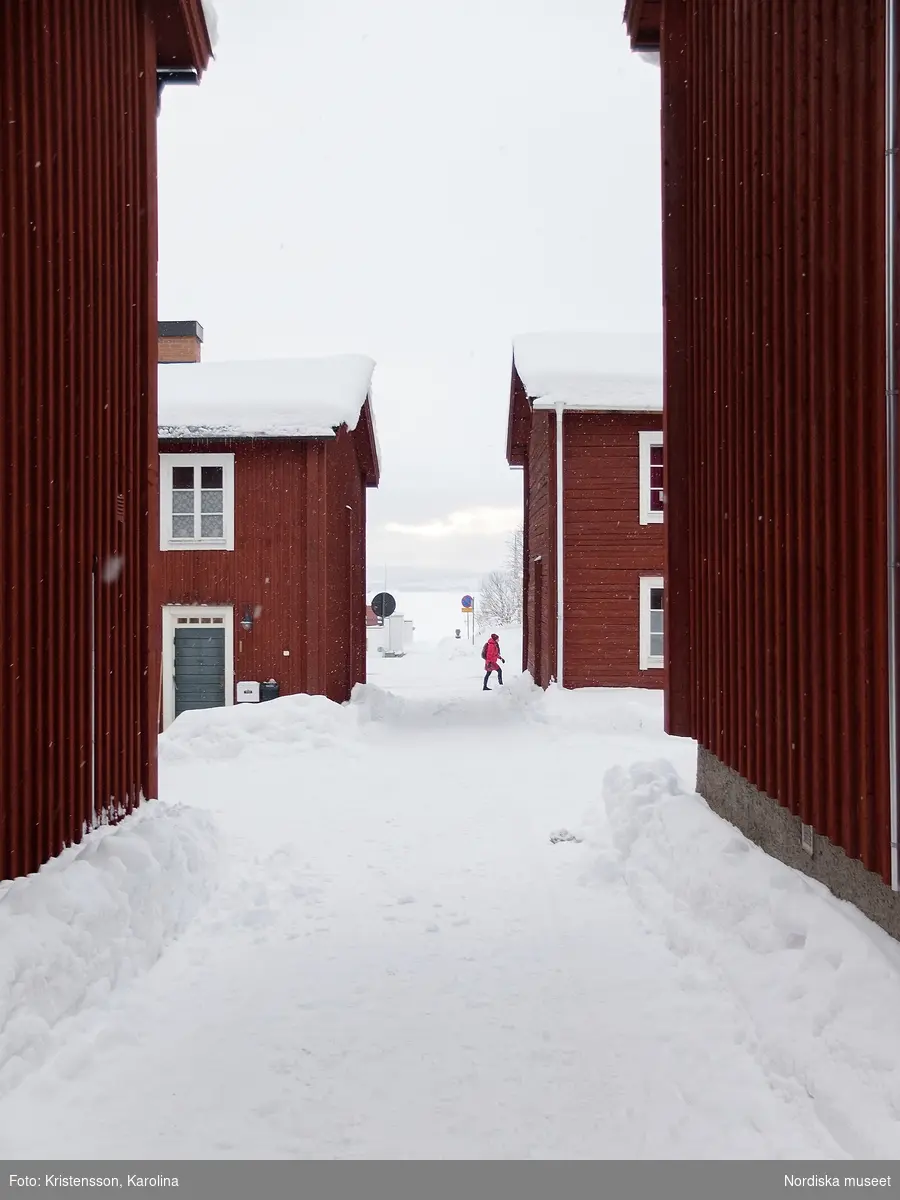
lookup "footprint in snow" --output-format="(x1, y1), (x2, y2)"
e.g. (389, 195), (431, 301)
(549, 829), (582, 844)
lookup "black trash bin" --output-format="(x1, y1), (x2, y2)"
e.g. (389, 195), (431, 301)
(259, 680), (279, 702)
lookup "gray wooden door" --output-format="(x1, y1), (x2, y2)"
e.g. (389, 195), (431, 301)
(174, 625), (226, 717)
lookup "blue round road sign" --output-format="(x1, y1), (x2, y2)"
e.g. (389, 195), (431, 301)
(371, 592), (396, 619)
(461, 594), (473, 609)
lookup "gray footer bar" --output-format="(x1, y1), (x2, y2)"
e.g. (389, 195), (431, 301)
(1, 1162), (897, 1200)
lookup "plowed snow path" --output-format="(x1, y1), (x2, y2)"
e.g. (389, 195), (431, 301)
(0, 645), (898, 1158)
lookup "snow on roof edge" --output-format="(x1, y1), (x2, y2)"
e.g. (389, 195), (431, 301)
(363, 385), (383, 485)
(512, 331), (663, 414)
(157, 354), (376, 441)
(157, 424), (340, 440)
(201, 0), (219, 49)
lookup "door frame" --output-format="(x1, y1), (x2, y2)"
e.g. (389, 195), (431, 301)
(162, 604), (234, 729)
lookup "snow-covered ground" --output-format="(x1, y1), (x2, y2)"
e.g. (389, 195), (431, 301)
(2, 631), (900, 1158)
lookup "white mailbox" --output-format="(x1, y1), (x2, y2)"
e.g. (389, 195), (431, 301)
(236, 681), (260, 703)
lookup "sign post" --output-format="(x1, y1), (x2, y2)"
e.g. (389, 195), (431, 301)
(371, 592), (396, 623)
(461, 594), (474, 645)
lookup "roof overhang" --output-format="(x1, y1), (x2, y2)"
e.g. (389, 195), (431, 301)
(506, 365), (531, 468)
(158, 429), (340, 441)
(623, 0), (661, 51)
(158, 402), (382, 487)
(355, 395), (381, 488)
(531, 398), (661, 414)
(152, 0), (213, 75)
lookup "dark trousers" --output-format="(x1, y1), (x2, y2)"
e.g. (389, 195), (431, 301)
(483, 665), (503, 689)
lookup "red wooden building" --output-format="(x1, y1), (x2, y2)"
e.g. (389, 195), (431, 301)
(507, 333), (665, 689)
(623, 0), (900, 937)
(0, 2), (212, 881)
(155, 326), (380, 726)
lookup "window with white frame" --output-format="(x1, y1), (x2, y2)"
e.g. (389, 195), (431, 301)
(159, 453), (235, 551)
(639, 430), (664, 524)
(639, 576), (664, 670)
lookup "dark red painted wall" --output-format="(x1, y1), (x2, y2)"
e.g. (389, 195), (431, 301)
(0, 1), (161, 881)
(155, 431), (369, 713)
(660, 0), (890, 880)
(563, 412), (665, 689)
(523, 411), (556, 688)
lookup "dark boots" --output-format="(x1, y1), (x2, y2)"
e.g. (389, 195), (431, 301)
(483, 668), (503, 691)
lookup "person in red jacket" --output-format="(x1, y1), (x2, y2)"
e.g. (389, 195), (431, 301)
(482, 633), (505, 691)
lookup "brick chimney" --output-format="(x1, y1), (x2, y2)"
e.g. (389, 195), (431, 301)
(158, 320), (203, 364)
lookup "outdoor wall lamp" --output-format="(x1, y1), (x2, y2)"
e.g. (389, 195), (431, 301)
(240, 606), (254, 633)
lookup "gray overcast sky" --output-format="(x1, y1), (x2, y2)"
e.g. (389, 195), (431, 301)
(157, 0), (662, 594)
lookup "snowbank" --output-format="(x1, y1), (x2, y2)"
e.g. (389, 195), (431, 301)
(543, 684), (667, 737)
(162, 640), (666, 763)
(350, 675), (548, 730)
(0, 803), (219, 1097)
(159, 693), (353, 763)
(513, 332), (662, 412)
(436, 634), (481, 660)
(584, 761), (900, 1157)
(158, 355), (375, 440)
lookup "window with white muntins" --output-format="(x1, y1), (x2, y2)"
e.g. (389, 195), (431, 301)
(640, 576), (664, 670)
(639, 430), (664, 524)
(159, 453), (235, 551)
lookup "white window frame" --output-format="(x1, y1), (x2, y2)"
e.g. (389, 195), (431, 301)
(161, 605), (234, 730)
(639, 576), (665, 671)
(159, 452), (235, 551)
(639, 430), (664, 525)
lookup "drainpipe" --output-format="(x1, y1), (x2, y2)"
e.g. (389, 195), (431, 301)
(555, 402), (565, 688)
(887, 0), (900, 891)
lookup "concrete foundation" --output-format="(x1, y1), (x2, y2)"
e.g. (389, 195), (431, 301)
(696, 745), (900, 942)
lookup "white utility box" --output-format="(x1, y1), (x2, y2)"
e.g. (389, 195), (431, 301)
(236, 681), (260, 703)
(382, 613), (406, 657)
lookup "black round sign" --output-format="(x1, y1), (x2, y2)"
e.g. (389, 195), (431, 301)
(370, 592), (396, 619)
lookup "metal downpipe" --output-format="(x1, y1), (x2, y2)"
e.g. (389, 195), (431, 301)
(886, 0), (899, 891)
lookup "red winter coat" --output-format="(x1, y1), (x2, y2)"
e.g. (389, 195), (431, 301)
(484, 638), (501, 666)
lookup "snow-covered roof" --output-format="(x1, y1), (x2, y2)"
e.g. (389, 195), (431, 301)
(201, 0), (219, 48)
(513, 332), (663, 413)
(158, 355), (376, 440)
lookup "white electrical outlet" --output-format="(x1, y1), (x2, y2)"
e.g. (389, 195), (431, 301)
(801, 823), (814, 856)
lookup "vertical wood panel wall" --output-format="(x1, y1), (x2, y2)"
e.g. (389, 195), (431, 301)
(0, 1), (159, 880)
(662, 0), (890, 879)
(563, 413), (665, 689)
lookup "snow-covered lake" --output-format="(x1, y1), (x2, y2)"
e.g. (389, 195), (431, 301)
(1, 635), (900, 1158)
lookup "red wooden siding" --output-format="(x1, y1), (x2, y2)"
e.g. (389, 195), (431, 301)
(523, 411), (557, 687)
(660, 0), (890, 880)
(0, 1), (165, 881)
(156, 430), (369, 709)
(563, 413), (664, 689)
(324, 426), (368, 701)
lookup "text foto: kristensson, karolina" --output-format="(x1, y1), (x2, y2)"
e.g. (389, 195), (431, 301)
(9, 1177), (178, 1189)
